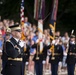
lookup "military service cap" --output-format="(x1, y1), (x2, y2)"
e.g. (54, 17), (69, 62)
(9, 24), (21, 32)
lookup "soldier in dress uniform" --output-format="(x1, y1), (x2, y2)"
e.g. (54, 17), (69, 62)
(31, 42), (44, 75)
(23, 44), (30, 63)
(49, 37), (63, 75)
(42, 39), (51, 71)
(66, 35), (76, 75)
(22, 42), (30, 75)
(2, 24), (24, 75)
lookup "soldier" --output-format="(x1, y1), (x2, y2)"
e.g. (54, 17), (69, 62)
(66, 35), (76, 75)
(31, 41), (43, 75)
(2, 24), (24, 75)
(42, 39), (51, 73)
(49, 37), (63, 75)
(22, 41), (30, 75)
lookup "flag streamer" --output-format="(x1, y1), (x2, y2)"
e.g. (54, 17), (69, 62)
(34, 0), (45, 20)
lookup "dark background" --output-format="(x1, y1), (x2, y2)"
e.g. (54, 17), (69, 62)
(0, 0), (76, 35)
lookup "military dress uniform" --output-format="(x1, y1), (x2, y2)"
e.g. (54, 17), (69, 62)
(23, 44), (30, 62)
(4, 37), (23, 75)
(66, 35), (76, 75)
(3, 25), (24, 75)
(22, 44), (30, 75)
(42, 44), (50, 60)
(49, 44), (63, 75)
(32, 43), (43, 75)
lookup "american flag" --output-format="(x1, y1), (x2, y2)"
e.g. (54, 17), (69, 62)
(20, 0), (26, 40)
(20, 0), (24, 25)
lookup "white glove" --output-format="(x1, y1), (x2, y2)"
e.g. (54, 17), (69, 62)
(42, 60), (46, 64)
(58, 62), (62, 66)
(64, 51), (67, 56)
(19, 40), (25, 47)
(25, 62), (28, 65)
(52, 40), (55, 44)
(36, 39), (39, 43)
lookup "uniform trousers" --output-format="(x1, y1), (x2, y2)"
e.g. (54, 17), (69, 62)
(22, 62), (25, 75)
(5, 60), (22, 75)
(51, 63), (58, 75)
(35, 61), (43, 75)
(67, 64), (75, 75)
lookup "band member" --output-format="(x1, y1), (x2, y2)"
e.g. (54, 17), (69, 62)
(66, 35), (76, 75)
(49, 37), (63, 75)
(2, 24), (24, 75)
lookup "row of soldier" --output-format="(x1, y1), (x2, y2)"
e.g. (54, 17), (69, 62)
(0, 18), (76, 75)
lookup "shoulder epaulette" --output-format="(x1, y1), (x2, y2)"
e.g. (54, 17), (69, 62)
(6, 39), (14, 47)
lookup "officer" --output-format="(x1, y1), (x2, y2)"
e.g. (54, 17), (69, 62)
(3, 24), (23, 75)
(49, 37), (63, 75)
(66, 35), (76, 75)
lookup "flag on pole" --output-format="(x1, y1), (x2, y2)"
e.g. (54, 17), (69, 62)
(38, 19), (43, 53)
(34, 0), (45, 20)
(20, 0), (25, 40)
(49, 0), (58, 56)
(34, 0), (45, 53)
(38, 0), (45, 53)
(49, 0), (58, 40)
